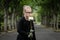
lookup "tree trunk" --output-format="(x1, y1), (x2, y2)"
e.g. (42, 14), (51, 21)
(45, 16), (47, 26)
(50, 18), (53, 28)
(56, 14), (59, 31)
(8, 16), (11, 30)
(53, 14), (56, 30)
(11, 9), (15, 30)
(11, 13), (14, 29)
(4, 9), (8, 32)
(14, 16), (17, 29)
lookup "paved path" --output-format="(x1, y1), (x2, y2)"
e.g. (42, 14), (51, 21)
(35, 25), (60, 40)
(0, 24), (60, 40)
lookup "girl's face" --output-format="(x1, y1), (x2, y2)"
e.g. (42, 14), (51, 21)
(24, 8), (32, 18)
(23, 6), (32, 20)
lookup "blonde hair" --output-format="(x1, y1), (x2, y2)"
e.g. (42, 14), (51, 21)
(23, 5), (32, 13)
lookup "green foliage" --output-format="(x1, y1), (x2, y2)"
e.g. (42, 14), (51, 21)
(0, 0), (60, 24)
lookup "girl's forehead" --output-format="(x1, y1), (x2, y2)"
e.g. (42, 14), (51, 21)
(25, 9), (32, 12)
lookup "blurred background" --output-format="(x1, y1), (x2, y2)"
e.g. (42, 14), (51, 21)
(0, 0), (60, 40)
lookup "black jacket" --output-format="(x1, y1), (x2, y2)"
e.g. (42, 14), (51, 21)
(17, 17), (36, 40)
